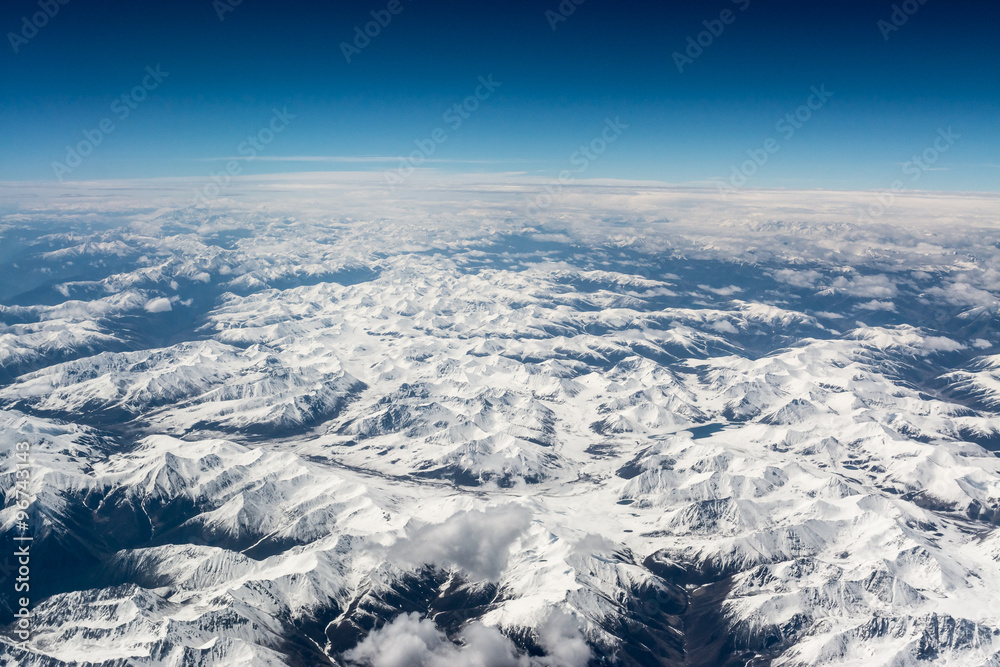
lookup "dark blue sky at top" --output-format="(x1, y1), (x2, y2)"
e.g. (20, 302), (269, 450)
(1, 0), (997, 190)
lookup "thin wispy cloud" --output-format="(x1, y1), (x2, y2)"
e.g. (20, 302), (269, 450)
(892, 163), (951, 171)
(194, 155), (506, 164)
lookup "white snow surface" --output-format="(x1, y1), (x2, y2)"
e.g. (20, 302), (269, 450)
(1, 177), (1000, 665)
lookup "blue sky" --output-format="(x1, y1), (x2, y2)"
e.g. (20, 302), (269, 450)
(2, 0), (997, 190)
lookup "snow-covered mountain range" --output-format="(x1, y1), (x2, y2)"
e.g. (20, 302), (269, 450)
(1, 177), (1000, 665)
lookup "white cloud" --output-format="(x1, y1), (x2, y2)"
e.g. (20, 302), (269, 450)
(925, 281), (997, 308)
(825, 274), (898, 299)
(143, 297), (172, 313)
(856, 300), (896, 312)
(535, 612), (592, 667)
(773, 269), (822, 288)
(699, 284), (743, 296)
(344, 612), (591, 667)
(922, 335), (965, 353)
(391, 505), (532, 581)
(709, 319), (739, 334)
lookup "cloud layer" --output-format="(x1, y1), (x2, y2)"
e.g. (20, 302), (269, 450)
(345, 612), (591, 667)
